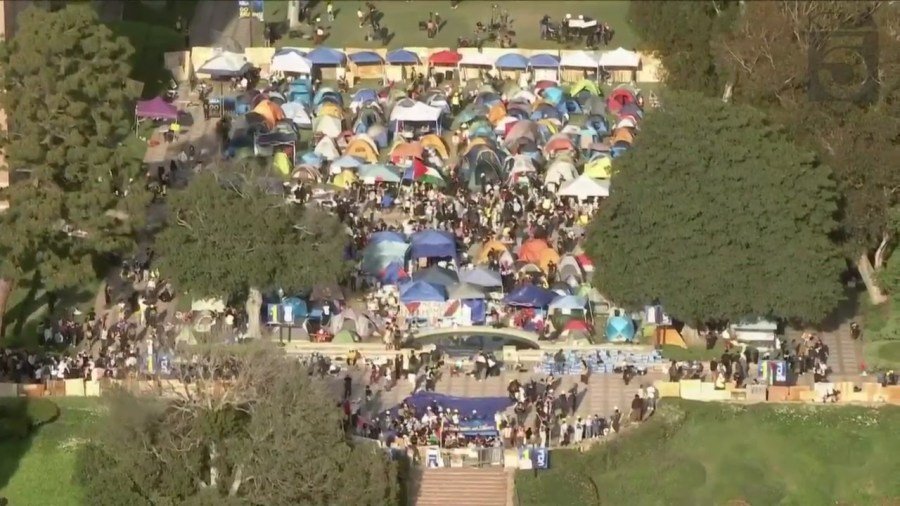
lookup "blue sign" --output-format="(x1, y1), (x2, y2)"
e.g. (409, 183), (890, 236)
(532, 447), (549, 469)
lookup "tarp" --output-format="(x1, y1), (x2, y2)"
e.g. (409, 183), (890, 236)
(386, 49), (420, 64)
(390, 101), (442, 122)
(549, 295), (587, 310)
(460, 266), (503, 288)
(271, 49), (312, 73)
(410, 229), (456, 259)
(135, 97), (179, 120)
(528, 53), (560, 68)
(197, 50), (252, 77)
(429, 49), (462, 65)
(598, 47), (641, 68)
(396, 392), (513, 419)
(495, 53), (529, 69)
(307, 46), (346, 65)
(557, 174), (610, 199)
(399, 281), (448, 303)
(349, 50), (384, 64)
(412, 265), (459, 286)
(503, 284), (557, 307)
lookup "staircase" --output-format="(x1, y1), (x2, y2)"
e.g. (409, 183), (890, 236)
(414, 468), (509, 506)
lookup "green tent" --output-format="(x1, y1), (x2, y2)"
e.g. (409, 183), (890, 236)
(273, 151), (292, 177)
(333, 329), (356, 344)
(570, 79), (602, 97)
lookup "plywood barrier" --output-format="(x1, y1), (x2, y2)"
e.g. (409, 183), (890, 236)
(679, 379), (703, 400)
(848, 391), (870, 403)
(20, 383), (45, 398)
(747, 385), (768, 402)
(0, 382), (19, 397)
(768, 386), (790, 402)
(85, 381), (101, 397)
(139, 381), (157, 394)
(798, 390), (818, 402)
(884, 386), (900, 404)
(787, 386), (810, 402)
(64, 379), (85, 397)
(655, 381), (681, 398)
(47, 380), (67, 397)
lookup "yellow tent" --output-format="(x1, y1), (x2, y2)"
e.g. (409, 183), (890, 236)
(253, 100), (285, 129)
(488, 103), (507, 125)
(537, 248), (561, 273)
(538, 119), (559, 134)
(273, 151), (291, 177)
(345, 138), (378, 162)
(584, 156), (612, 179)
(476, 239), (509, 264)
(570, 79), (601, 97)
(318, 102), (343, 119)
(333, 170), (358, 189)
(420, 134), (449, 159)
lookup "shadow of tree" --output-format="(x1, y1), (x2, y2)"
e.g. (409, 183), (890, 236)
(0, 398), (60, 492)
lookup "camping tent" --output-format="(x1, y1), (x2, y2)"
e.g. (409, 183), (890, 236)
(606, 315), (636, 342)
(314, 136), (340, 161)
(370, 230), (406, 244)
(460, 266), (503, 288)
(549, 295), (587, 311)
(557, 175), (611, 199)
(135, 97), (179, 120)
(410, 229), (456, 259)
(544, 158), (578, 185)
(399, 281), (448, 303)
(362, 240), (409, 274)
(598, 47), (641, 68)
(280, 102), (312, 128)
(271, 49), (313, 74)
(448, 282), (486, 300)
(313, 115), (342, 138)
(503, 284), (557, 307)
(197, 50), (252, 77)
(389, 101), (442, 122)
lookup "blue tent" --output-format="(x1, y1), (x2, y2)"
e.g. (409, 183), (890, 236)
(352, 88), (378, 104)
(348, 51), (383, 64)
(369, 230), (406, 245)
(395, 392), (513, 420)
(541, 87), (565, 105)
(495, 53), (529, 70)
(399, 281), (448, 303)
(385, 49), (420, 65)
(282, 296), (309, 318)
(412, 265), (459, 286)
(361, 241), (409, 274)
(528, 53), (560, 68)
(606, 315), (636, 342)
(307, 47), (346, 65)
(379, 261), (408, 285)
(548, 295), (587, 311)
(503, 284), (557, 308)
(460, 266), (503, 288)
(410, 229), (456, 259)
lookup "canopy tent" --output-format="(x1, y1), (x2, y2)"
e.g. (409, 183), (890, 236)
(410, 229), (456, 259)
(503, 284), (557, 307)
(429, 49), (462, 66)
(271, 49), (313, 74)
(370, 230), (406, 244)
(390, 101), (442, 122)
(557, 174), (611, 199)
(197, 50), (253, 77)
(349, 50), (384, 64)
(412, 265), (460, 286)
(560, 51), (599, 69)
(460, 266), (503, 288)
(495, 53), (529, 70)
(598, 47), (641, 68)
(549, 295), (587, 311)
(135, 97), (179, 120)
(307, 47), (346, 65)
(448, 282), (486, 300)
(459, 52), (496, 67)
(399, 281), (448, 303)
(386, 49), (421, 65)
(361, 240), (409, 274)
(528, 53), (561, 68)
(394, 392), (513, 419)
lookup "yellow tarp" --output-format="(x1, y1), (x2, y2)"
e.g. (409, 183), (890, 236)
(584, 156), (612, 179)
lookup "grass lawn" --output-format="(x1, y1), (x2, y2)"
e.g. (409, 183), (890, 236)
(0, 398), (103, 506)
(265, 0), (639, 50)
(865, 340), (900, 371)
(516, 400), (900, 505)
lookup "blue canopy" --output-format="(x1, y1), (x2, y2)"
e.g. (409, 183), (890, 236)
(503, 284), (557, 308)
(548, 295), (587, 311)
(349, 51), (384, 64)
(399, 281), (448, 303)
(495, 53), (529, 70)
(397, 392), (514, 420)
(307, 47), (346, 65)
(410, 229), (456, 259)
(353, 88), (378, 104)
(385, 49), (420, 65)
(529, 53), (560, 68)
(460, 266), (503, 288)
(369, 230), (406, 245)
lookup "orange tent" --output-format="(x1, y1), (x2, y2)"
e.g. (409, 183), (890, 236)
(488, 103), (507, 125)
(252, 100), (285, 129)
(537, 248), (561, 273)
(611, 128), (634, 145)
(420, 134), (449, 159)
(345, 137), (378, 162)
(390, 141), (425, 163)
(518, 238), (550, 263)
(477, 239), (509, 263)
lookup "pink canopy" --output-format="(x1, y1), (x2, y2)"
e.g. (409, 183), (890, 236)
(135, 97), (179, 120)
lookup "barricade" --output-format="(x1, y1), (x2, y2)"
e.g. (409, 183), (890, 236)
(64, 379), (85, 397)
(0, 382), (19, 397)
(20, 383), (45, 398)
(85, 381), (101, 397)
(655, 381), (681, 398)
(678, 379), (703, 400)
(767, 385), (790, 402)
(47, 380), (66, 397)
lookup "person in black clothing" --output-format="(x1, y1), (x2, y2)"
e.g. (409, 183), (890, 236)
(343, 374), (352, 400)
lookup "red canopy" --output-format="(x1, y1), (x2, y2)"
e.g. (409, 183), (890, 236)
(429, 50), (462, 66)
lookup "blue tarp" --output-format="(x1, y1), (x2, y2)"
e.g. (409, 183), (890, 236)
(349, 51), (383, 64)
(463, 299), (487, 324)
(307, 46), (346, 65)
(529, 53), (560, 68)
(353, 88), (378, 104)
(398, 392), (514, 419)
(399, 281), (448, 303)
(369, 230), (406, 244)
(503, 284), (557, 307)
(495, 53), (529, 69)
(542, 87), (565, 105)
(385, 49), (420, 65)
(410, 229), (456, 259)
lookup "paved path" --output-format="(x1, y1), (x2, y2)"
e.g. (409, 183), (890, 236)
(189, 1), (259, 50)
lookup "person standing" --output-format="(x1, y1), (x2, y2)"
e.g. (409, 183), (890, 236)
(327, 1), (335, 21)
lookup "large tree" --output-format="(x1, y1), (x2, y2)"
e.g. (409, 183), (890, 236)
(0, 5), (150, 328)
(714, 1), (900, 303)
(585, 92), (845, 325)
(75, 345), (399, 506)
(153, 167), (350, 335)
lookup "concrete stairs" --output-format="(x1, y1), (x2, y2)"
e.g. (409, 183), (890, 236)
(414, 467), (508, 506)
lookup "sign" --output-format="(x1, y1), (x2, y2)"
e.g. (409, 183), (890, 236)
(532, 447), (549, 469)
(238, 0), (265, 21)
(266, 303), (281, 325)
(425, 446), (444, 468)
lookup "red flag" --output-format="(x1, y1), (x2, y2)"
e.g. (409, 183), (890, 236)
(412, 158), (428, 179)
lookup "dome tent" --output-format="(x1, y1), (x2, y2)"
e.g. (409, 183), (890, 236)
(606, 313), (636, 343)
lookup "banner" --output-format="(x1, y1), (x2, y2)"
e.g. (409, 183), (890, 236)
(238, 0), (264, 21)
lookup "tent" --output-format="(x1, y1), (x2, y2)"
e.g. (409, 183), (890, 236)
(560, 51), (599, 69)
(410, 229), (456, 259)
(606, 315), (636, 342)
(332, 170), (358, 189)
(197, 50), (252, 77)
(544, 158), (578, 185)
(459, 52), (496, 67)
(448, 282), (486, 300)
(518, 238), (550, 263)
(386, 48), (421, 64)
(429, 49), (462, 66)
(252, 100), (285, 129)
(549, 295), (587, 311)
(345, 137), (379, 162)
(537, 248), (561, 273)
(557, 174), (610, 199)
(412, 265), (460, 286)
(362, 240), (409, 274)
(272, 151), (292, 176)
(529, 53), (561, 68)
(395, 392), (513, 420)
(598, 47), (641, 68)
(390, 101), (442, 122)
(333, 329), (356, 343)
(358, 163), (402, 184)
(349, 50), (384, 64)
(558, 255), (583, 281)
(314, 137), (340, 161)
(608, 88), (638, 113)
(399, 281), (448, 303)
(280, 102), (312, 128)
(379, 261), (409, 285)
(310, 283), (344, 301)
(390, 141), (425, 162)
(313, 115), (342, 138)
(135, 97), (179, 120)
(503, 284), (557, 307)
(504, 120), (541, 147)
(543, 134), (576, 156)
(271, 49), (313, 74)
(475, 239), (509, 264)
(307, 47), (346, 65)
(460, 266), (503, 288)
(332, 154), (363, 169)
(495, 53), (529, 70)
(370, 230), (406, 244)
(570, 79), (601, 97)
(420, 134), (449, 159)
(317, 102), (344, 118)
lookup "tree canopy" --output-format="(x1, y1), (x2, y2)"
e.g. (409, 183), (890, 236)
(585, 92), (845, 324)
(0, 4), (150, 291)
(153, 168), (350, 301)
(76, 345), (399, 506)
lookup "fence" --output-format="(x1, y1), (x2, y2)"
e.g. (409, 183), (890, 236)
(0, 378), (231, 399)
(655, 379), (900, 405)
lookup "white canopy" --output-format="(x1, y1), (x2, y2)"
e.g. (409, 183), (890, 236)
(271, 50), (313, 74)
(389, 101), (442, 122)
(598, 47), (641, 69)
(560, 51), (599, 69)
(197, 50), (252, 77)
(557, 175), (610, 199)
(459, 52), (496, 67)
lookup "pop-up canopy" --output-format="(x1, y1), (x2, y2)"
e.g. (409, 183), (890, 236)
(135, 97), (179, 120)
(271, 48), (312, 74)
(410, 229), (457, 259)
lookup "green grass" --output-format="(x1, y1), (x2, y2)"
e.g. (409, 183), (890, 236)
(865, 340), (900, 372)
(266, 0), (639, 50)
(516, 400), (900, 505)
(658, 342), (725, 362)
(0, 398), (103, 506)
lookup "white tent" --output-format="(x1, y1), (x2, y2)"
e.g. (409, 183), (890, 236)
(560, 51), (599, 69)
(314, 136), (340, 161)
(389, 101), (442, 122)
(197, 50), (252, 77)
(281, 102), (312, 128)
(459, 52), (496, 67)
(557, 174), (611, 199)
(544, 159), (578, 185)
(507, 154), (537, 180)
(271, 49), (313, 74)
(598, 47), (641, 69)
(313, 115), (342, 138)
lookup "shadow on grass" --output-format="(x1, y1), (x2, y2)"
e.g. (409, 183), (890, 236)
(0, 398), (60, 493)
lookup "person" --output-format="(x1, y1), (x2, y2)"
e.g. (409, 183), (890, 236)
(850, 321), (861, 340)
(357, 7), (365, 27)
(327, 1), (335, 21)
(629, 394), (643, 422)
(343, 374), (352, 400)
(610, 407), (621, 433)
(314, 25), (326, 44)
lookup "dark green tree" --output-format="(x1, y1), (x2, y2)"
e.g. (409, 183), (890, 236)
(585, 92), (845, 325)
(0, 4), (150, 329)
(75, 345), (399, 506)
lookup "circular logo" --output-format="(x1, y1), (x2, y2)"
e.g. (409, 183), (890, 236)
(815, 45), (872, 100)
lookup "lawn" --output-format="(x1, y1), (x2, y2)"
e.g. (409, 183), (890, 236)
(0, 398), (103, 506)
(516, 400), (900, 505)
(264, 0), (639, 50)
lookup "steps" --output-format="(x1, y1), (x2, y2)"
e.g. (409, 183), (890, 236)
(415, 468), (508, 506)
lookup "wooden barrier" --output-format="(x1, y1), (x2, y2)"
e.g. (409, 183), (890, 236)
(20, 383), (45, 398)
(655, 381), (681, 398)
(47, 380), (66, 397)
(767, 386), (790, 402)
(0, 382), (18, 397)
(85, 381), (101, 397)
(679, 379), (703, 400)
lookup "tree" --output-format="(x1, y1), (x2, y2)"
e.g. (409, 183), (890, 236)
(584, 92), (845, 325)
(75, 344), (400, 506)
(715, 1), (900, 303)
(153, 167), (350, 335)
(0, 5), (150, 330)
